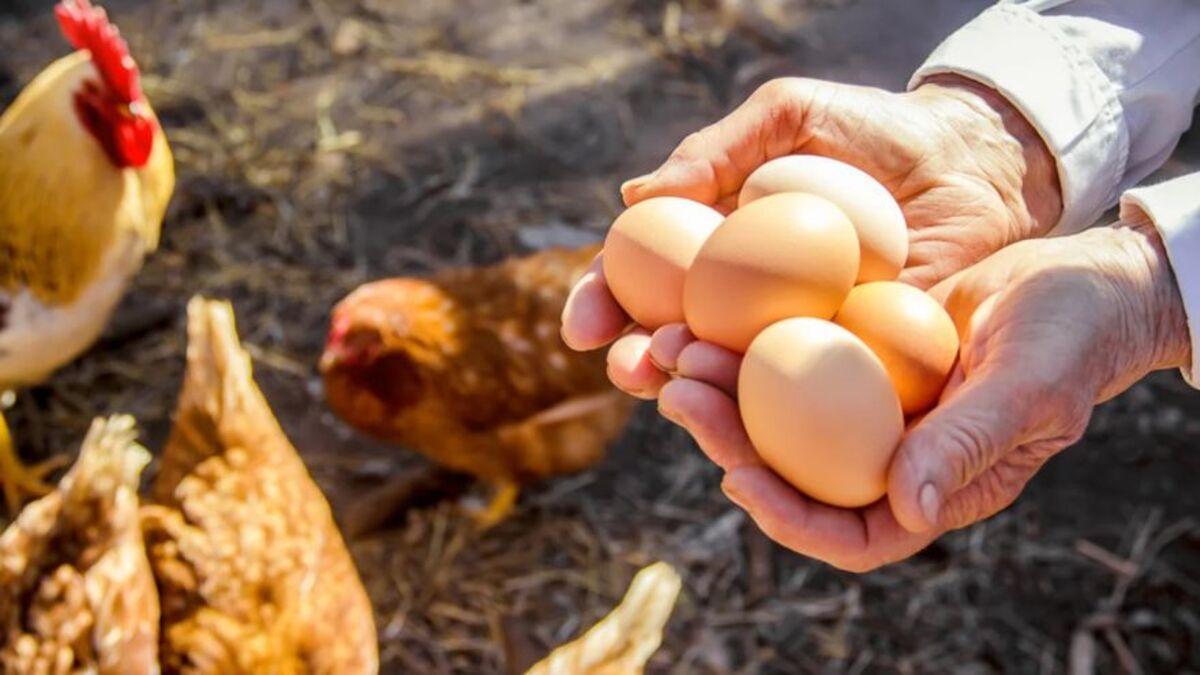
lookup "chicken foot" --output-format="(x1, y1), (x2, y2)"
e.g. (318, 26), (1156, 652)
(0, 409), (68, 515)
(463, 481), (521, 530)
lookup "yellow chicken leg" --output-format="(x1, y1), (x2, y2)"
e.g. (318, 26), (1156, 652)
(465, 481), (520, 530)
(0, 411), (67, 514)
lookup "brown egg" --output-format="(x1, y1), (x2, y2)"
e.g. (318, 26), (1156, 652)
(602, 197), (723, 329)
(739, 318), (903, 508)
(683, 193), (859, 352)
(739, 155), (908, 283)
(834, 281), (959, 415)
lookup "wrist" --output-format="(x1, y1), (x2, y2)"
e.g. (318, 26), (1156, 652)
(1116, 215), (1192, 374)
(1078, 220), (1191, 399)
(913, 74), (1063, 239)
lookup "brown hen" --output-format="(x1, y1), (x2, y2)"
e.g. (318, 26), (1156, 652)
(0, 415), (158, 674)
(320, 244), (634, 528)
(140, 297), (377, 674)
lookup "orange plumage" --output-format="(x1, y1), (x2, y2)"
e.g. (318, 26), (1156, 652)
(321, 244), (634, 525)
(142, 298), (378, 674)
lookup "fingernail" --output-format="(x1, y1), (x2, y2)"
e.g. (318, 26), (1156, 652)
(722, 476), (748, 510)
(620, 172), (655, 197)
(647, 352), (677, 376)
(658, 402), (683, 426)
(559, 322), (577, 350)
(919, 483), (941, 528)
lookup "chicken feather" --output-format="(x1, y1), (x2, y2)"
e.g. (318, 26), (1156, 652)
(321, 244), (634, 526)
(0, 0), (174, 513)
(526, 562), (682, 675)
(141, 297), (377, 674)
(0, 415), (159, 675)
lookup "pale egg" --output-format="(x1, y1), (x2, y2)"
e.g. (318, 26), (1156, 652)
(834, 281), (959, 415)
(738, 318), (904, 508)
(683, 193), (859, 353)
(602, 197), (724, 329)
(739, 155), (908, 283)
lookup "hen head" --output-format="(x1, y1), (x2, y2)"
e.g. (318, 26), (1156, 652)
(54, 0), (155, 168)
(320, 278), (463, 438)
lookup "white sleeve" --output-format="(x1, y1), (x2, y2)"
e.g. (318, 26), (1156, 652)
(1121, 173), (1200, 386)
(909, 1), (1200, 235)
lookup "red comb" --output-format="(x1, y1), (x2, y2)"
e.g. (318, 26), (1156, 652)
(55, 0), (142, 104)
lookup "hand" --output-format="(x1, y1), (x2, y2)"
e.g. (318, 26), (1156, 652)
(562, 74), (1063, 368)
(649, 217), (1189, 572)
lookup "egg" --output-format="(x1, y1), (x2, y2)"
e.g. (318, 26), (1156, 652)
(602, 197), (723, 329)
(739, 155), (908, 283)
(739, 318), (904, 508)
(683, 193), (859, 352)
(834, 281), (959, 415)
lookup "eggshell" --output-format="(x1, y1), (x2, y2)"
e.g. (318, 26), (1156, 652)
(834, 281), (959, 415)
(739, 318), (904, 508)
(739, 155), (908, 283)
(602, 197), (724, 329)
(683, 193), (858, 353)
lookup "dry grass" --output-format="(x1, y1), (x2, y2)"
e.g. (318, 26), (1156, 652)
(2, 0), (1199, 672)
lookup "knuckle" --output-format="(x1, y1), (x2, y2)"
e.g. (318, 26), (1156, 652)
(943, 458), (1037, 530)
(754, 77), (810, 105)
(940, 483), (989, 530)
(1058, 401), (1093, 445)
(671, 131), (711, 162)
(756, 78), (812, 133)
(938, 419), (996, 487)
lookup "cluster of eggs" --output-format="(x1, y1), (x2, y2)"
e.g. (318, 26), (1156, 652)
(603, 156), (959, 508)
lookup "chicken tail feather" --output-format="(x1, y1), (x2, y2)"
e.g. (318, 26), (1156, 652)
(152, 296), (274, 501)
(526, 562), (682, 675)
(60, 415), (149, 505)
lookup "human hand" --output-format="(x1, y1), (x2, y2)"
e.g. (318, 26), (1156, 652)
(561, 73), (1063, 373)
(646, 218), (1190, 571)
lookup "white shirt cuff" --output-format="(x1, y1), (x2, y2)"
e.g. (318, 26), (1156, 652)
(908, 3), (1129, 235)
(1121, 173), (1200, 387)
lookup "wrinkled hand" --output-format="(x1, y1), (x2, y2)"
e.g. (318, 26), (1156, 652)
(647, 219), (1189, 571)
(561, 74), (1063, 371)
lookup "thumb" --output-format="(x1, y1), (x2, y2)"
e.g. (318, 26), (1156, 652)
(621, 78), (816, 207)
(887, 367), (1036, 534)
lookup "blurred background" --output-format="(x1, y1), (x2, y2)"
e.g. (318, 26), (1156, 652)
(3, 0), (1199, 672)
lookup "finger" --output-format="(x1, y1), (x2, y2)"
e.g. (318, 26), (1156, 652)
(657, 378), (760, 470)
(561, 257), (630, 351)
(936, 445), (1050, 529)
(648, 324), (697, 372)
(887, 366), (1035, 534)
(675, 341), (741, 397)
(723, 467), (938, 572)
(621, 79), (815, 207)
(938, 363), (967, 402)
(897, 253), (947, 291)
(930, 260), (1011, 343)
(925, 267), (964, 306)
(606, 329), (669, 399)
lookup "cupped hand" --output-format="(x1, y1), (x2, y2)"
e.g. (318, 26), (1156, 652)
(651, 218), (1189, 571)
(562, 73), (1063, 382)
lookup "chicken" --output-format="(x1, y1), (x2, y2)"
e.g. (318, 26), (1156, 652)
(140, 297), (377, 674)
(0, 0), (175, 513)
(320, 244), (635, 528)
(526, 562), (682, 675)
(0, 415), (159, 674)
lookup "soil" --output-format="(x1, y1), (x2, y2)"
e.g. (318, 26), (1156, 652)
(3, 0), (1200, 672)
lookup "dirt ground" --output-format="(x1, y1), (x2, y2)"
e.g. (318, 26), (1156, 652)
(3, 0), (1200, 672)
